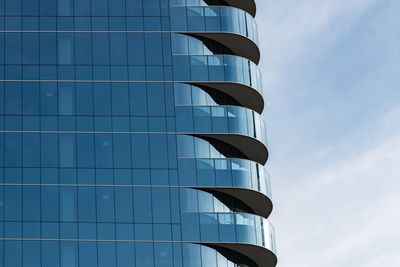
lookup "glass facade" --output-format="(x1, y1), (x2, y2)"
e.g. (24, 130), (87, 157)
(0, 0), (276, 266)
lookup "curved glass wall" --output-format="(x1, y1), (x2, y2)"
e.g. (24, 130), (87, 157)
(170, 6), (259, 44)
(176, 105), (267, 145)
(173, 55), (263, 94)
(177, 158), (271, 198)
(171, 0), (257, 18)
(181, 212), (274, 250)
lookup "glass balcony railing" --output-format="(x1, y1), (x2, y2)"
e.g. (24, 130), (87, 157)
(177, 157), (271, 198)
(170, 0), (257, 18)
(181, 212), (276, 253)
(173, 54), (263, 94)
(170, 5), (259, 44)
(176, 105), (267, 146)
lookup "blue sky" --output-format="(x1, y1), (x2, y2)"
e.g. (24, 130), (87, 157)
(256, 0), (400, 266)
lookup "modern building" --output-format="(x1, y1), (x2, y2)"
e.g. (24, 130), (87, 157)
(0, 0), (276, 266)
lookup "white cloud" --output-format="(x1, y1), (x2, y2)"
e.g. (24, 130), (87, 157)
(254, 1), (400, 266)
(257, 0), (378, 91)
(254, 0), (386, 176)
(273, 107), (400, 266)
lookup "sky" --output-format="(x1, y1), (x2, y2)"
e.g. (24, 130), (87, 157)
(255, 0), (400, 266)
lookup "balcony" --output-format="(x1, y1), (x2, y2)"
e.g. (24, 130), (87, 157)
(203, 0), (257, 17)
(182, 212), (277, 267)
(178, 157), (273, 218)
(170, 5), (260, 63)
(173, 55), (265, 113)
(176, 105), (267, 145)
(175, 105), (268, 164)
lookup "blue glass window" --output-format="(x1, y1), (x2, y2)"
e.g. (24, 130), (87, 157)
(61, 242), (78, 267)
(60, 187), (77, 222)
(116, 243), (135, 267)
(4, 241), (22, 267)
(152, 188), (171, 223)
(23, 186), (40, 221)
(110, 33), (128, 65)
(96, 187), (115, 222)
(79, 242), (98, 266)
(78, 187), (96, 222)
(95, 134), (113, 168)
(133, 188), (152, 223)
(41, 187), (59, 221)
(42, 241), (60, 267)
(115, 187), (134, 223)
(136, 243), (154, 267)
(98, 243), (117, 267)
(92, 34), (110, 65)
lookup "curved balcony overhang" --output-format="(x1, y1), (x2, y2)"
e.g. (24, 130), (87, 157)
(196, 187), (273, 218)
(202, 243), (277, 267)
(171, 5), (259, 62)
(177, 157), (272, 214)
(204, 0), (257, 17)
(173, 54), (264, 113)
(189, 82), (264, 113)
(225, 0), (257, 17)
(186, 32), (260, 64)
(181, 212), (277, 266)
(191, 133), (269, 165)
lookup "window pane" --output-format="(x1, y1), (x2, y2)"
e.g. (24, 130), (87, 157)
(78, 187), (96, 222)
(75, 33), (92, 64)
(58, 33), (74, 64)
(136, 243), (154, 267)
(149, 135), (168, 168)
(131, 135), (149, 168)
(41, 187), (59, 221)
(152, 188), (171, 223)
(5, 186), (22, 220)
(60, 187), (77, 222)
(155, 243), (173, 267)
(116, 243), (135, 267)
(96, 187), (115, 222)
(76, 134), (95, 168)
(61, 242), (78, 267)
(111, 83), (130, 115)
(92, 34), (110, 64)
(95, 134), (113, 168)
(94, 83), (111, 115)
(4, 241), (22, 267)
(115, 188), (134, 223)
(110, 33), (127, 65)
(23, 186), (40, 221)
(59, 135), (76, 168)
(42, 241), (60, 267)
(127, 34), (145, 65)
(58, 0), (72, 16)
(23, 241), (41, 267)
(98, 242), (117, 267)
(79, 242), (98, 266)
(133, 188), (152, 223)
(59, 83), (75, 115)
